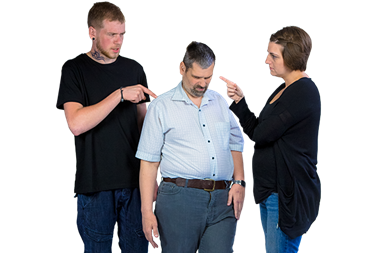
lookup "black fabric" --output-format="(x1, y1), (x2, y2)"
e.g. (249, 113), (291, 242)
(57, 54), (150, 194)
(230, 77), (321, 239)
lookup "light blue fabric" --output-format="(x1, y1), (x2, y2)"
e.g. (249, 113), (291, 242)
(136, 82), (244, 181)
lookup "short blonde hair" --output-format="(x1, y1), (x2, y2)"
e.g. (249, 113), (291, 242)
(87, 2), (125, 29)
(270, 26), (312, 72)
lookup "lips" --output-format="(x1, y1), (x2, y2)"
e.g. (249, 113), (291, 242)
(112, 48), (120, 53)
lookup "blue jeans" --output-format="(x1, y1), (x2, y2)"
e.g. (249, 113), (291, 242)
(155, 181), (237, 253)
(260, 193), (302, 253)
(77, 188), (148, 253)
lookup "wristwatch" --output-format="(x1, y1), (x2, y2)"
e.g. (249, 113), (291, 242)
(231, 180), (246, 188)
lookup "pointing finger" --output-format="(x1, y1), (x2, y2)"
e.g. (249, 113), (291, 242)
(141, 86), (158, 99)
(219, 76), (234, 84)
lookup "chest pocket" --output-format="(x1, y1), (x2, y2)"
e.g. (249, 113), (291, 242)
(215, 122), (230, 150)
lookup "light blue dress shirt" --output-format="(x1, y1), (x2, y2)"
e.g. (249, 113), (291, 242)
(136, 82), (244, 181)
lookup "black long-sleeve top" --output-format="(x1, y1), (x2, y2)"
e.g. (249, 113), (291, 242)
(230, 77), (321, 239)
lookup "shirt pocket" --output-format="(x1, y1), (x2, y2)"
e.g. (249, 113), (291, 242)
(215, 122), (230, 150)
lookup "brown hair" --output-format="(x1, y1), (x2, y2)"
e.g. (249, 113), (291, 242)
(270, 26), (312, 72)
(87, 2), (125, 29)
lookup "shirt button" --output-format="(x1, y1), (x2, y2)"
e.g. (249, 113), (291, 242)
(203, 124), (205, 127)
(212, 157), (214, 160)
(213, 174), (215, 176)
(208, 140), (210, 143)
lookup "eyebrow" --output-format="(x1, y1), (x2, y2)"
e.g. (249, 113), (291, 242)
(108, 32), (126, 35)
(192, 74), (213, 79)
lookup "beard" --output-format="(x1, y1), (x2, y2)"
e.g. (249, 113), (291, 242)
(189, 84), (208, 97)
(96, 40), (119, 60)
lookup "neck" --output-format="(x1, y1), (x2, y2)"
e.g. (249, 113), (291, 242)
(283, 70), (308, 87)
(87, 45), (116, 64)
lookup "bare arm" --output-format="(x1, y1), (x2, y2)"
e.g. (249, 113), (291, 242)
(64, 85), (157, 136)
(136, 103), (147, 133)
(140, 160), (160, 248)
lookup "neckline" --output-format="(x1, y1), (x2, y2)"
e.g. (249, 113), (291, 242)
(83, 53), (120, 66)
(269, 77), (309, 105)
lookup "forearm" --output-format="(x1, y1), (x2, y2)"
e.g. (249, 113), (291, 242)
(140, 160), (160, 214)
(229, 97), (259, 141)
(136, 103), (147, 133)
(231, 151), (244, 180)
(64, 89), (121, 136)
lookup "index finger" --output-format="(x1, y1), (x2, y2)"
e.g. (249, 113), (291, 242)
(219, 76), (234, 85)
(141, 86), (158, 99)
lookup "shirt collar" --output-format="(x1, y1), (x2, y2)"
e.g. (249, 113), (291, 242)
(172, 81), (213, 106)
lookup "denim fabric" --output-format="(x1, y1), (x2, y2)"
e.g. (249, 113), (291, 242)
(77, 188), (148, 253)
(155, 181), (237, 253)
(260, 193), (302, 253)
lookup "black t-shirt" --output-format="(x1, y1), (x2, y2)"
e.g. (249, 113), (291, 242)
(230, 78), (321, 239)
(56, 54), (150, 194)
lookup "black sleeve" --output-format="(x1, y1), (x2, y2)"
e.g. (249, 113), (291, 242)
(56, 61), (84, 110)
(229, 97), (259, 142)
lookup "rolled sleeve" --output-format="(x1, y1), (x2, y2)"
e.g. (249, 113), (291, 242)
(228, 110), (244, 152)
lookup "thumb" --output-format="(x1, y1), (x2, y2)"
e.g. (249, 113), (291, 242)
(153, 224), (159, 238)
(227, 191), (233, 206)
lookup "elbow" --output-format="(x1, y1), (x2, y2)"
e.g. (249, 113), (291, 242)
(68, 122), (84, 136)
(69, 126), (82, 136)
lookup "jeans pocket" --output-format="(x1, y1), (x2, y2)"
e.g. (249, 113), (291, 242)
(158, 182), (183, 195)
(78, 193), (97, 209)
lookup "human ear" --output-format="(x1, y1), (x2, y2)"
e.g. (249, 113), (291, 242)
(180, 62), (186, 75)
(89, 26), (97, 41)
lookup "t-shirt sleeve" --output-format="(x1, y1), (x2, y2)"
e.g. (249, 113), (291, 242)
(56, 61), (84, 110)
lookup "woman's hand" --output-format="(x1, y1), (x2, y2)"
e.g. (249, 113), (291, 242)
(220, 76), (244, 104)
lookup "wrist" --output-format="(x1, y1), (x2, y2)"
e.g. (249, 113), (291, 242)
(120, 87), (124, 102)
(234, 96), (243, 104)
(230, 180), (246, 188)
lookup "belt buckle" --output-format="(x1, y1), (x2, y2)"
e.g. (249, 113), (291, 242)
(203, 178), (215, 192)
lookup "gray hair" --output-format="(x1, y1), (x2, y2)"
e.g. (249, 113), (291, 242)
(183, 41), (215, 71)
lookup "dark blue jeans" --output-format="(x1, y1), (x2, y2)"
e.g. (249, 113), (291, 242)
(77, 188), (148, 253)
(155, 181), (237, 253)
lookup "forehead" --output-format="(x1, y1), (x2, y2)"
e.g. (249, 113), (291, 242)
(268, 42), (284, 55)
(100, 20), (125, 32)
(188, 62), (215, 77)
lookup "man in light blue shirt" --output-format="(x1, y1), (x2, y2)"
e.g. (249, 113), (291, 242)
(136, 42), (245, 253)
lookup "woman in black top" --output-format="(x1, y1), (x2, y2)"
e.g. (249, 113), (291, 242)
(220, 26), (321, 253)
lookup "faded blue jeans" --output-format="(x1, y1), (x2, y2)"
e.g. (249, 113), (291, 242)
(260, 193), (302, 253)
(155, 181), (237, 253)
(77, 188), (148, 253)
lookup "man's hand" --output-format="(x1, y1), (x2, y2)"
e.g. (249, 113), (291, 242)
(123, 84), (157, 103)
(227, 183), (245, 220)
(219, 76), (244, 104)
(142, 211), (159, 248)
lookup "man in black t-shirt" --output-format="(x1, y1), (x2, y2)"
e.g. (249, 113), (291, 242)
(56, 2), (156, 252)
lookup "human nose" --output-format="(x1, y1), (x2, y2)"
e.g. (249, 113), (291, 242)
(265, 54), (271, 64)
(115, 34), (123, 44)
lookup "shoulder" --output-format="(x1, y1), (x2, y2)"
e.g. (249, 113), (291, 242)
(148, 87), (177, 108)
(116, 56), (144, 69)
(207, 89), (229, 106)
(61, 54), (92, 73)
(283, 78), (320, 112)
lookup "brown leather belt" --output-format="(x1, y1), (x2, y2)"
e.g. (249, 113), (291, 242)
(163, 177), (230, 191)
